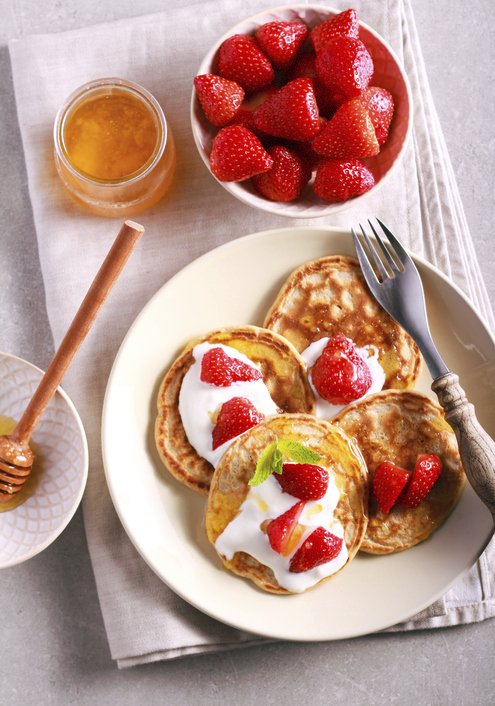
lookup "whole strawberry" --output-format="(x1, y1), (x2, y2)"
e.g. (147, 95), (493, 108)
(210, 125), (273, 182)
(267, 500), (304, 554)
(313, 158), (375, 202)
(253, 78), (320, 142)
(252, 145), (311, 202)
(359, 86), (395, 144)
(316, 36), (374, 98)
(212, 397), (263, 450)
(255, 20), (308, 69)
(400, 454), (443, 508)
(200, 347), (262, 386)
(373, 461), (411, 514)
(194, 74), (245, 127)
(288, 52), (343, 117)
(217, 34), (274, 93)
(310, 335), (372, 403)
(276, 462), (329, 500)
(310, 9), (359, 53)
(289, 527), (343, 573)
(312, 98), (379, 159)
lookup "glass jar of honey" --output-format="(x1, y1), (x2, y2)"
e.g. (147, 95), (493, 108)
(54, 78), (175, 217)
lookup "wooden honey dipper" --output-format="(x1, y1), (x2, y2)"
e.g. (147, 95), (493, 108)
(0, 220), (144, 503)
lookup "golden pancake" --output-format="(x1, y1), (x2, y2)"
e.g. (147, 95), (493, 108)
(206, 413), (368, 594)
(155, 326), (315, 495)
(334, 390), (466, 554)
(264, 255), (421, 390)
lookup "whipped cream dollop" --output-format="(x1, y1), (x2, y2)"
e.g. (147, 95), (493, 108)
(215, 471), (348, 593)
(178, 342), (278, 467)
(301, 337), (386, 419)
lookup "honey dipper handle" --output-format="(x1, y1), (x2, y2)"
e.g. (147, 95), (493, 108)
(13, 220), (145, 444)
(432, 372), (495, 522)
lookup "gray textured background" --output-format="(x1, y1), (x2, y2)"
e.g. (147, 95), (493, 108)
(0, 1), (494, 704)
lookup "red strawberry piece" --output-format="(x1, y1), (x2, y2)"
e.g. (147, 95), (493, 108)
(313, 158), (375, 202)
(312, 98), (379, 159)
(210, 125), (273, 182)
(316, 36), (373, 99)
(276, 462), (329, 500)
(201, 346), (262, 387)
(400, 453), (443, 509)
(359, 87), (395, 145)
(253, 78), (320, 142)
(310, 335), (372, 403)
(255, 21), (308, 70)
(212, 397), (263, 450)
(252, 145), (311, 202)
(288, 53), (339, 117)
(194, 74), (245, 127)
(217, 34), (274, 93)
(227, 107), (256, 131)
(310, 9), (360, 52)
(267, 500), (305, 554)
(289, 527), (343, 573)
(373, 461), (411, 514)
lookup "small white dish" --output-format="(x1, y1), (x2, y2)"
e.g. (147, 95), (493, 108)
(0, 352), (88, 568)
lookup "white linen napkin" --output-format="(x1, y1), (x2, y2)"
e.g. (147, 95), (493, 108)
(8, 0), (494, 668)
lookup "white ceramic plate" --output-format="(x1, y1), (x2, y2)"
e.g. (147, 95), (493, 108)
(102, 227), (494, 640)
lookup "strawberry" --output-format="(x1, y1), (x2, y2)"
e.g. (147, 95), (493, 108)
(227, 107), (256, 132)
(255, 21), (308, 69)
(276, 462), (329, 500)
(289, 527), (343, 573)
(313, 158), (375, 202)
(359, 86), (394, 145)
(400, 454), (443, 508)
(312, 98), (379, 159)
(212, 397), (263, 450)
(288, 53), (342, 117)
(210, 125), (273, 182)
(373, 461), (411, 514)
(310, 9), (360, 53)
(252, 145), (311, 202)
(253, 78), (320, 142)
(201, 347), (262, 387)
(217, 34), (274, 93)
(310, 335), (372, 403)
(194, 74), (245, 127)
(316, 36), (374, 99)
(267, 500), (304, 554)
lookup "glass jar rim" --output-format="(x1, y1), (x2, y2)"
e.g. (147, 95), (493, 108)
(53, 77), (168, 187)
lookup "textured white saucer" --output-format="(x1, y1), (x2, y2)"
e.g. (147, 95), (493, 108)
(0, 352), (88, 568)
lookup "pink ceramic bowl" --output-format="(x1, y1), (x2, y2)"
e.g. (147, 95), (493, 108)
(190, 4), (412, 218)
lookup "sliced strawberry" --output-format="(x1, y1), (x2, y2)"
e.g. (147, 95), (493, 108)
(400, 454), (443, 508)
(200, 347), (262, 387)
(210, 125), (273, 182)
(373, 461), (411, 514)
(212, 397), (263, 450)
(267, 500), (305, 554)
(316, 36), (373, 99)
(255, 21), (308, 69)
(312, 98), (379, 159)
(310, 9), (360, 53)
(217, 34), (274, 93)
(310, 335), (372, 403)
(313, 158), (375, 202)
(359, 87), (395, 145)
(276, 462), (329, 500)
(252, 145), (311, 202)
(194, 74), (245, 127)
(253, 78), (320, 142)
(289, 527), (343, 573)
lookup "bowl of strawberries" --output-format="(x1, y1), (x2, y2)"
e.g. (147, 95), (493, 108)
(191, 5), (412, 217)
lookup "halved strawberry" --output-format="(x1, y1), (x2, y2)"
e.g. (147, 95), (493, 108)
(252, 145), (311, 202)
(212, 397), (263, 450)
(253, 78), (320, 142)
(310, 9), (359, 52)
(289, 527), (343, 573)
(266, 500), (305, 554)
(316, 36), (373, 98)
(312, 98), (379, 159)
(313, 158), (375, 202)
(210, 125), (273, 182)
(359, 87), (394, 145)
(194, 74), (245, 127)
(310, 335), (372, 403)
(201, 347), (262, 387)
(400, 454), (443, 508)
(373, 461), (411, 514)
(276, 462), (329, 500)
(217, 34), (274, 93)
(255, 21), (308, 69)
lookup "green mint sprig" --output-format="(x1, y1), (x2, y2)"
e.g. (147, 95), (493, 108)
(248, 439), (321, 487)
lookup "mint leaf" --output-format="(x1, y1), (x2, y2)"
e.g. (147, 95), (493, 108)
(272, 448), (283, 475)
(248, 442), (278, 486)
(277, 439), (321, 464)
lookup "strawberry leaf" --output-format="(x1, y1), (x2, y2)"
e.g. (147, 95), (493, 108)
(277, 439), (321, 464)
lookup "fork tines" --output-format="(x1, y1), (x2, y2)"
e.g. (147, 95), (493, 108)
(351, 218), (409, 283)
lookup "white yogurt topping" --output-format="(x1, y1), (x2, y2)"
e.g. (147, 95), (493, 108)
(215, 473), (348, 593)
(178, 342), (279, 467)
(301, 337), (386, 419)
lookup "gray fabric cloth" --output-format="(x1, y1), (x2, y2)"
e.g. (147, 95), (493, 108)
(8, 0), (494, 668)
